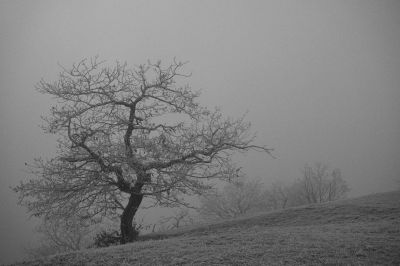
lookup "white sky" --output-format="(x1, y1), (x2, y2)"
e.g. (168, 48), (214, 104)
(1, 0), (399, 264)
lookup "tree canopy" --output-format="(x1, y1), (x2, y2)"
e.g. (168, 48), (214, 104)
(14, 57), (271, 243)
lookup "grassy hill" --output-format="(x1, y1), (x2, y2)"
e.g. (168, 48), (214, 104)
(13, 190), (400, 265)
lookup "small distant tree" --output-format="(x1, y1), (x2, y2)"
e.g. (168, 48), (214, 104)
(263, 181), (291, 210)
(158, 208), (194, 231)
(199, 178), (266, 219)
(297, 162), (349, 204)
(14, 58), (271, 244)
(27, 215), (92, 258)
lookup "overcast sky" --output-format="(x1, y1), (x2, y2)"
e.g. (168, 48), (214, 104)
(1, 0), (399, 264)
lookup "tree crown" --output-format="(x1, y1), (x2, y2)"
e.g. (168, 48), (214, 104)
(14, 58), (271, 221)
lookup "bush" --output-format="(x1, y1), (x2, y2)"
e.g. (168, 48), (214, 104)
(93, 230), (121, 248)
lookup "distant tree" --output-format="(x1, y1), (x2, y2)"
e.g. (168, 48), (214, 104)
(14, 57), (271, 244)
(27, 215), (92, 258)
(199, 178), (266, 219)
(263, 181), (291, 210)
(297, 162), (349, 204)
(158, 208), (194, 231)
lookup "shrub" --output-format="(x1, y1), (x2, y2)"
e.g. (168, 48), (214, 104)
(93, 230), (122, 248)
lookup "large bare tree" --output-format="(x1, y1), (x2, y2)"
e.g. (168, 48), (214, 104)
(14, 58), (271, 244)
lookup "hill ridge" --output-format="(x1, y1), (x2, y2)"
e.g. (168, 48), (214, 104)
(12, 190), (400, 266)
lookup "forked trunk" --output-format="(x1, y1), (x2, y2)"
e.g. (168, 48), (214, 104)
(120, 187), (144, 244)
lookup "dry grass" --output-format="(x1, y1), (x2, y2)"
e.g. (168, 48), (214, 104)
(12, 190), (400, 265)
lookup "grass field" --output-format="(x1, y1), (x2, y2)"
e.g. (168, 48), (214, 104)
(12, 190), (400, 265)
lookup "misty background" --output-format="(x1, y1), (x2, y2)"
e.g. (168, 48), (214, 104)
(1, 0), (399, 264)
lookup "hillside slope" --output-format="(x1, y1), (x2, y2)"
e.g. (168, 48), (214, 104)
(13, 190), (400, 265)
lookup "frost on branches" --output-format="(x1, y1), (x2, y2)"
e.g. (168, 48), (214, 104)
(14, 58), (272, 244)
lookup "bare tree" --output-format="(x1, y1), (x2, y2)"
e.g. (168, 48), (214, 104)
(298, 162), (349, 204)
(263, 181), (291, 210)
(199, 178), (266, 219)
(14, 58), (271, 244)
(158, 208), (194, 231)
(27, 215), (92, 258)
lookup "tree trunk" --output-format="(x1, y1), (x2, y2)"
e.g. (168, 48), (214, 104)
(120, 183), (144, 244)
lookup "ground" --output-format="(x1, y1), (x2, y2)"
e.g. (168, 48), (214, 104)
(12, 190), (400, 265)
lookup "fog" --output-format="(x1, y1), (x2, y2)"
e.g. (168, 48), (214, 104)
(1, 0), (399, 264)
